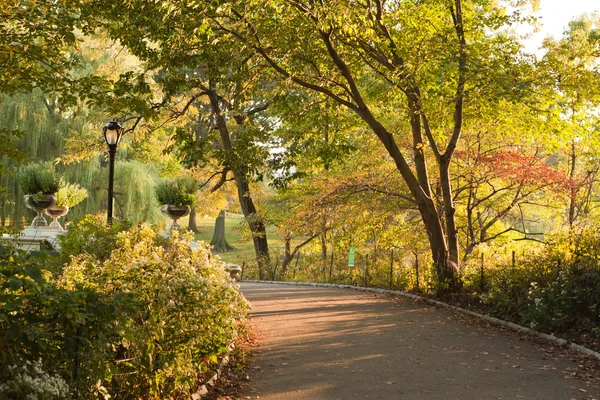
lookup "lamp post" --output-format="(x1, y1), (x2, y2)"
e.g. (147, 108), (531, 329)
(103, 119), (123, 224)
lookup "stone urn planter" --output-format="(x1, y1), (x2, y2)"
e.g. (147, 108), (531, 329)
(225, 263), (243, 280)
(161, 205), (191, 234)
(24, 194), (56, 227)
(45, 206), (69, 231)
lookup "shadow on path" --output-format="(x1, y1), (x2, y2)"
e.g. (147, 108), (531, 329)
(239, 283), (600, 400)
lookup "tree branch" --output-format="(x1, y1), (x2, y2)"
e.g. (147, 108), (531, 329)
(208, 167), (232, 192)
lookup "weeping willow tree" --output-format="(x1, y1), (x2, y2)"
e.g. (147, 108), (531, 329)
(0, 90), (73, 228)
(0, 91), (164, 229)
(60, 158), (163, 224)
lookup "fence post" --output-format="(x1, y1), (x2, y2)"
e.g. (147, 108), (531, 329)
(272, 257), (280, 281)
(512, 250), (515, 269)
(479, 253), (485, 292)
(240, 261), (245, 280)
(364, 254), (369, 288)
(329, 250), (334, 282)
(389, 248), (394, 289)
(292, 252), (300, 279)
(373, 229), (377, 264)
(414, 252), (420, 292)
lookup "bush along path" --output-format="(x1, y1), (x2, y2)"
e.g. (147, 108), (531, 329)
(0, 216), (248, 400)
(238, 281), (600, 400)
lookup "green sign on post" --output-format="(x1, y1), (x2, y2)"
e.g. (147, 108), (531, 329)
(348, 246), (356, 267)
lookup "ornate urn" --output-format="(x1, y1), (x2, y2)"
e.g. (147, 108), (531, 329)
(24, 194), (56, 227)
(45, 206), (69, 231)
(161, 205), (191, 235)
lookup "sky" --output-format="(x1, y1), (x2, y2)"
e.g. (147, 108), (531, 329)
(521, 0), (600, 55)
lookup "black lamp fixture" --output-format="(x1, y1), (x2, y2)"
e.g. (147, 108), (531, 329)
(103, 119), (123, 224)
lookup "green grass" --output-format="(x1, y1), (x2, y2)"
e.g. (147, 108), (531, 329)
(185, 213), (289, 265)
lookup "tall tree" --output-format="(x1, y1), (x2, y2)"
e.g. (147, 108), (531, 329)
(0, 1), (111, 173)
(541, 13), (600, 227)
(206, 0), (536, 289)
(89, 1), (276, 265)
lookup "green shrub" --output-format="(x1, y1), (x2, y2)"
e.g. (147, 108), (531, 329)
(0, 244), (127, 398)
(1, 217), (247, 399)
(479, 225), (600, 335)
(0, 359), (71, 400)
(154, 176), (197, 207)
(57, 215), (133, 264)
(17, 162), (60, 196)
(60, 224), (247, 398)
(55, 180), (88, 207)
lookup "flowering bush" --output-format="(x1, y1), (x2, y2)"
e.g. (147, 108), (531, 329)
(480, 225), (600, 337)
(0, 217), (247, 399)
(0, 359), (70, 400)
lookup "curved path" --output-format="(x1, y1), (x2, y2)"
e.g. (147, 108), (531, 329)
(239, 282), (599, 400)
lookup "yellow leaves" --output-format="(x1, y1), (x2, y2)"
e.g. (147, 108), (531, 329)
(530, 0), (540, 12)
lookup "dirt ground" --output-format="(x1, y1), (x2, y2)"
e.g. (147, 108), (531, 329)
(236, 282), (600, 400)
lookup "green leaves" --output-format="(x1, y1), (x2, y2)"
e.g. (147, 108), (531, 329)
(55, 180), (88, 207)
(1, 217), (247, 399)
(7, 278), (22, 291)
(17, 161), (60, 195)
(154, 176), (198, 206)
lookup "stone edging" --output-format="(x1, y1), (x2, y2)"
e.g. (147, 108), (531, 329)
(191, 340), (236, 399)
(241, 280), (600, 362)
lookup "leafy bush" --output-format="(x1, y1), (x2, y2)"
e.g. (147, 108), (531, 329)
(0, 359), (71, 400)
(57, 215), (133, 264)
(154, 176), (197, 206)
(0, 243), (134, 398)
(480, 225), (600, 336)
(55, 180), (88, 207)
(63, 224), (246, 397)
(1, 217), (247, 399)
(17, 162), (60, 196)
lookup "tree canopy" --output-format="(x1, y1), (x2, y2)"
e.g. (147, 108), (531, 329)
(2, 0), (600, 292)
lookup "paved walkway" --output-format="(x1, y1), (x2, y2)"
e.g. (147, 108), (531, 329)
(239, 282), (600, 400)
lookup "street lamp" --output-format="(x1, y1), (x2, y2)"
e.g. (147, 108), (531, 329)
(103, 119), (123, 224)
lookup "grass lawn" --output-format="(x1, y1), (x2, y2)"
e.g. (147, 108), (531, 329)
(185, 213), (288, 265)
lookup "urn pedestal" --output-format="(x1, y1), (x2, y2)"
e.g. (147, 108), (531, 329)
(0, 194), (63, 252)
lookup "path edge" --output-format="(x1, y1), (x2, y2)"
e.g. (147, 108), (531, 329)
(191, 339), (236, 399)
(241, 280), (600, 362)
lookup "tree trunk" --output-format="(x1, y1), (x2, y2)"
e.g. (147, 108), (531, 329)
(281, 231), (292, 275)
(439, 159), (460, 268)
(414, 195), (459, 291)
(207, 88), (270, 269)
(568, 138), (577, 228)
(235, 175), (270, 266)
(1, 199), (6, 228)
(188, 207), (199, 233)
(210, 210), (235, 252)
